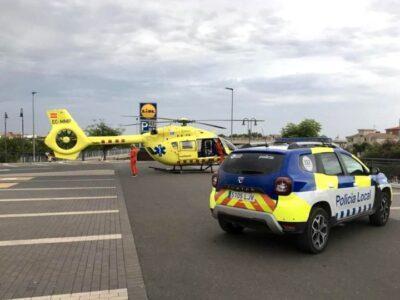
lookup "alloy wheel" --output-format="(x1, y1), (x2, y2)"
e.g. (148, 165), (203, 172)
(380, 194), (390, 223)
(311, 214), (328, 250)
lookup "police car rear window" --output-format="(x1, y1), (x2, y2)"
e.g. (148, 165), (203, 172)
(221, 152), (284, 175)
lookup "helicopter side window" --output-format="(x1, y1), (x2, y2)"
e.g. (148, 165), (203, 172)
(181, 141), (195, 150)
(171, 142), (178, 150)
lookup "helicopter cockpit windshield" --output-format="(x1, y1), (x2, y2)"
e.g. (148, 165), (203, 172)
(220, 137), (236, 151)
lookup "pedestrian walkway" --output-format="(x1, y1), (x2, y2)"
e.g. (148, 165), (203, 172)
(0, 167), (146, 299)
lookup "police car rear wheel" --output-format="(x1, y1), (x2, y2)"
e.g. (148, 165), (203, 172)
(218, 217), (244, 234)
(298, 208), (330, 254)
(369, 191), (390, 226)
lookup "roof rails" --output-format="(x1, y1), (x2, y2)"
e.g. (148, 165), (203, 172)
(273, 137), (338, 150)
(275, 137), (332, 144)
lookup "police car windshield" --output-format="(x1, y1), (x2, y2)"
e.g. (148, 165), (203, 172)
(222, 152), (284, 175)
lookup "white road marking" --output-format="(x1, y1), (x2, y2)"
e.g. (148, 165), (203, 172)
(392, 192), (400, 195)
(0, 195), (117, 202)
(0, 183), (18, 189)
(11, 288), (128, 299)
(0, 177), (32, 181)
(0, 169), (10, 172)
(0, 234), (122, 247)
(0, 210), (119, 218)
(0, 186), (116, 191)
(2, 163), (16, 167)
(29, 178), (115, 182)
(391, 207), (400, 210)
(0, 169), (115, 178)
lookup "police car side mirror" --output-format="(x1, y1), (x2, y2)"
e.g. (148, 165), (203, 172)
(370, 167), (380, 175)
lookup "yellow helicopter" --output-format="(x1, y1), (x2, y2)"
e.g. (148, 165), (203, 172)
(44, 109), (237, 171)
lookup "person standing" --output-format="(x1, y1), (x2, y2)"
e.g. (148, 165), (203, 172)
(130, 146), (139, 176)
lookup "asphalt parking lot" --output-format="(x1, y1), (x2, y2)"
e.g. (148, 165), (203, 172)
(0, 162), (146, 300)
(118, 162), (400, 300)
(0, 161), (399, 299)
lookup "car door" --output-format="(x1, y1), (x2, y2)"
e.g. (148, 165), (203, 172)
(314, 152), (346, 220)
(338, 153), (375, 216)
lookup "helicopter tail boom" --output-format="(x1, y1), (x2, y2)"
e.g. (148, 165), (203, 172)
(45, 109), (144, 160)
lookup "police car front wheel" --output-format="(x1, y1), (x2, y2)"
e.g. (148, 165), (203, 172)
(298, 207), (330, 254)
(369, 191), (391, 226)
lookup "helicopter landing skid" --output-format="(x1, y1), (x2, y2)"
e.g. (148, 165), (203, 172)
(149, 165), (217, 174)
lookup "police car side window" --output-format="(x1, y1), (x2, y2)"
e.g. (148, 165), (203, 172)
(316, 153), (343, 176)
(340, 154), (366, 176)
(300, 155), (316, 172)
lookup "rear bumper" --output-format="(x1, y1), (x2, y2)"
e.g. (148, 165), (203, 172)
(212, 205), (284, 234)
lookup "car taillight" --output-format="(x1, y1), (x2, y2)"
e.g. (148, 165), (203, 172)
(275, 177), (292, 195)
(211, 173), (218, 188)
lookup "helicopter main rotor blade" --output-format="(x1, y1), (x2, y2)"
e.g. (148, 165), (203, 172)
(196, 122), (227, 129)
(121, 115), (177, 121)
(119, 121), (173, 127)
(194, 119), (265, 122)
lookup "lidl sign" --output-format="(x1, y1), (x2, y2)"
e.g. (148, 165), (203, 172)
(140, 103), (157, 119)
(139, 102), (157, 133)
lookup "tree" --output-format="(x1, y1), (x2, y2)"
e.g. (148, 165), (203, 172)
(0, 137), (50, 163)
(85, 120), (124, 160)
(281, 119), (322, 138)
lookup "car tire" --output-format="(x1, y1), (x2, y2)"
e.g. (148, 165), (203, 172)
(297, 207), (330, 254)
(218, 217), (244, 234)
(369, 190), (391, 226)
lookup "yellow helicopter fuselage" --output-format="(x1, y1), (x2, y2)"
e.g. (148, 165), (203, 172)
(45, 109), (234, 166)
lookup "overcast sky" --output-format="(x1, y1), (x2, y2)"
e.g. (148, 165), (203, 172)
(1, 0), (399, 138)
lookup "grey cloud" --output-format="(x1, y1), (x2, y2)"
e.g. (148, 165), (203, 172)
(0, 0), (399, 138)
(242, 73), (373, 98)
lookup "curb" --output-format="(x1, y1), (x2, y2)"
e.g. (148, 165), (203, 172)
(114, 168), (148, 300)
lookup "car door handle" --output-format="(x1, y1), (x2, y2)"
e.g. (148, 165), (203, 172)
(328, 184), (335, 189)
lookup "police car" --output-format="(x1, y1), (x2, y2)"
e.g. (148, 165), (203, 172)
(210, 138), (392, 253)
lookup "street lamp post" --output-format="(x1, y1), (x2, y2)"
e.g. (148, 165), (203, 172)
(225, 87), (234, 138)
(32, 91), (37, 162)
(242, 117), (258, 144)
(4, 112), (8, 162)
(20, 108), (24, 138)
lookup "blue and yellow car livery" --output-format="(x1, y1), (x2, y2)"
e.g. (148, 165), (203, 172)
(210, 142), (391, 253)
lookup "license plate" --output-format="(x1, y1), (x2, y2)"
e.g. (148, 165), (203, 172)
(229, 191), (255, 202)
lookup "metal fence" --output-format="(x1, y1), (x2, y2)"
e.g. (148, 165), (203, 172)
(363, 158), (400, 183)
(80, 147), (131, 160)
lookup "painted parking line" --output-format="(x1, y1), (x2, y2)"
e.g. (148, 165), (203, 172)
(12, 288), (128, 300)
(0, 210), (119, 218)
(0, 177), (33, 181)
(0, 195), (118, 202)
(0, 183), (18, 189)
(29, 178), (115, 182)
(391, 207), (400, 210)
(0, 169), (115, 178)
(0, 234), (122, 247)
(0, 186), (116, 191)
(392, 193), (400, 195)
